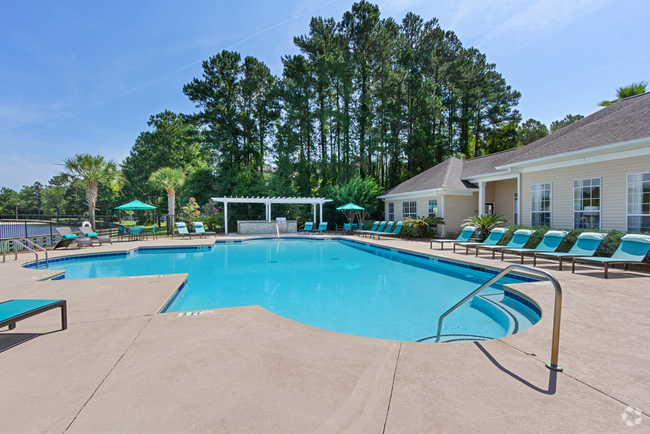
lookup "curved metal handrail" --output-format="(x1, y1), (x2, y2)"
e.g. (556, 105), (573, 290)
(18, 238), (48, 267)
(434, 264), (563, 372)
(2, 239), (48, 268)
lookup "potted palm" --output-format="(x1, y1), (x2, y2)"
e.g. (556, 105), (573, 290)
(462, 214), (508, 241)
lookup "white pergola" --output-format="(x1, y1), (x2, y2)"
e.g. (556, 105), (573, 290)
(211, 196), (333, 234)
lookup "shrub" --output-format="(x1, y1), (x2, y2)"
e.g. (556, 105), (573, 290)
(402, 216), (445, 239)
(462, 214), (508, 241)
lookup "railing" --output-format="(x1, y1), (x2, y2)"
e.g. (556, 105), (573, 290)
(434, 264), (563, 372)
(2, 238), (49, 268)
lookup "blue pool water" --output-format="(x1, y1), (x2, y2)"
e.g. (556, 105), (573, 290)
(43, 239), (539, 341)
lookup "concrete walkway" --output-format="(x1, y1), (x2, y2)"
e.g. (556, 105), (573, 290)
(0, 234), (648, 433)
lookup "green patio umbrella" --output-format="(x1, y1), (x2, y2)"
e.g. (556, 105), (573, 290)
(115, 200), (157, 223)
(336, 202), (365, 225)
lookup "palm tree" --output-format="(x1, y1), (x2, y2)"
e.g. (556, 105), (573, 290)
(148, 167), (185, 235)
(598, 81), (647, 106)
(61, 154), (124, 230)
(462, 214), (508, 241)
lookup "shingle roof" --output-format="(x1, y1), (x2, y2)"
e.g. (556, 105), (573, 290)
(380, 93), (650, 196)
(378, 157), (475, 197)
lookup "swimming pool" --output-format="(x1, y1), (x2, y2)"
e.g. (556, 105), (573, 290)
(39, 238), (540, 342)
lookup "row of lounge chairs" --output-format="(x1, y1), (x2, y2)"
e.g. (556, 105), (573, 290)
(433, 227), (650, 278)
(54, 227), (113, 250)
(298, 222), (328, 234)
(355, 221), (403, 239)
(174, 222), (216, 239)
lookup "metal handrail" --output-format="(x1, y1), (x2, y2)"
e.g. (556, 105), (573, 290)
(434, 264), (563, 372)
(2, 239), (48, 268)
(18, 238), (48, 267)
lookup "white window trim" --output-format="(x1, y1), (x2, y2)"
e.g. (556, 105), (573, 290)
(530, 182), (552, 227)
(402, 200), (417, 219)
(573, 177), (601, 230)
(387, 202), (395, 221)
(428, 198), (438, 217)
(626, 171), (650, 232)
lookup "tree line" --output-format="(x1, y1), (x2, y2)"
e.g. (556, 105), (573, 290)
(3, 2), (644, 227)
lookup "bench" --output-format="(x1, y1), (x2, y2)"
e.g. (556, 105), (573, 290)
(0, 299), (67, 331)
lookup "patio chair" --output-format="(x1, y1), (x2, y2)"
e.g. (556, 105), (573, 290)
(572, 234), (650, 278)
(355, 221), (379, 236)
(501, 230), (568, 264)
(299, 222), (314, 234)
(117, 225), (130, 241)
(533, 232), (606, 270)
(453, 228), (508, 254)
(1, 299), (67, 332)
(371, 221), (394, 239)
(129, 226), (144, 241)
(475, 229), (535, 259)
(174, 222), (196, 239)
(315, 222), (328, 234)
(430, 226), (477, 250)
(374, 221), (403, 240)
(193, 222), (216, 238)
(358, 221), (385, 238)
(54, 227), (93, 250)
(79, 226), (112, 246)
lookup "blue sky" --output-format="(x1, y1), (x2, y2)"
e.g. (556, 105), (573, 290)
(1, 0), (649, 191)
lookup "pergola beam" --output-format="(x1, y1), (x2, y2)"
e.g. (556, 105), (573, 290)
(212, 196), (333, 234)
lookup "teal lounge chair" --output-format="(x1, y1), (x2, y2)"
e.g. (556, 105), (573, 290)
(316, 222), (328, 234)
(54, 227), (93, 249)
(1, 299), (67, 332)
(374, 221), (394, 238)
(453, 228), (508, 254)
(533, 232), (606, 270)
(374, 221), (403, 240)
(501, 230), (568, 264)
(430, 226), (477, 250)
(476, 229), (535, 259)
(572, 234), (650, 278)
(193, 221), (216, 238)
(355, 221), (379, 236)
(80, 226), (112, 246)
(299, 222), (314, 234)
(360, 221), (385, 238)
(174, 222), (196, 239)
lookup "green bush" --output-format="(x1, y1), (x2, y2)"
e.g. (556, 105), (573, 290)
(444, 231), (459, 240)
(362, 220), (376, 230)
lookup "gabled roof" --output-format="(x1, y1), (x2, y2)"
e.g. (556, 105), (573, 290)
(378, 157), (476, 197)
(380, 92), (650, 197)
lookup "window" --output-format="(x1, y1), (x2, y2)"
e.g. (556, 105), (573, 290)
(428, 199), (438, 228)
(513, 192), (518, 225)
(387, 202), (394, 221)
(627, 172), (650, 233)
(484, 203), (495, 215)
(402, 201), (417, 218)
(574, 178), (601, 229)
(428, 199), (438, 217)
(531, 183), (552, 226)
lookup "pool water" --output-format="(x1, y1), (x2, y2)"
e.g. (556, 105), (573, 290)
(44, 239), (540, 341)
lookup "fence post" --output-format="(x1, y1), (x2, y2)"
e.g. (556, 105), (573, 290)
(24, 221), (28, 238)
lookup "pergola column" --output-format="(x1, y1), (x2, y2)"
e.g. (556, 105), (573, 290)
(313, 204), (317, 224)
(224, 201), (229, 235)
(319, 203), (323, 224)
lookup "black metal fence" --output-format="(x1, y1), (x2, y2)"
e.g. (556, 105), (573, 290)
(0, 215), (117, 252)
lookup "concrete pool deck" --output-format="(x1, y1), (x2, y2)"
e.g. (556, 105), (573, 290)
(1, 234), (648, 433)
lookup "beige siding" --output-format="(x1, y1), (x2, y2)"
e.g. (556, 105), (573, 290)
(521, 154), (650, 230)
(493, 178), (517, 225)
(484, 182), (495, 203)
(442, 193), (478, 234)
(384, 197), (440, 221)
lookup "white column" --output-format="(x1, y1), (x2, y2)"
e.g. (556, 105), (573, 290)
(224, 201), (228, 235)
(440, 194), (445, 237)
(517, 173), (521, 225)
(478, 181), (485, 217)
(319, 203), (323, 223)
(266, 202), (271, 222)
(313, 204), (317, 223)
